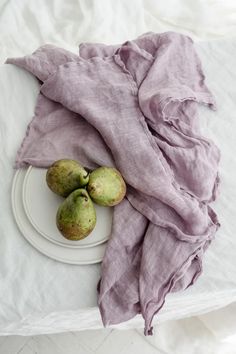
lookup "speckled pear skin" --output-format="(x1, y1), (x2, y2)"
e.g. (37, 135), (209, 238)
(87, 167), (126, 206)
(56, 189), (96, 240)
(46, 159), (89, 197)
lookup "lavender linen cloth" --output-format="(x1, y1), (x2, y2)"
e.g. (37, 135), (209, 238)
(6, 32), (220, 335)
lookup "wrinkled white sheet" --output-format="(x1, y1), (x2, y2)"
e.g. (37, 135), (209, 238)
(0, 0), (236, 337)
(138, 303), (236, 354)
(1, 0), (236, 65)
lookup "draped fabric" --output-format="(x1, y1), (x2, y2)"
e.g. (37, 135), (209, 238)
(6, 31), (220, 335)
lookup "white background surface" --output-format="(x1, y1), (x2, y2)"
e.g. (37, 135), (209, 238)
(1, 307), (236, 354)
(1, 0), (236, 352)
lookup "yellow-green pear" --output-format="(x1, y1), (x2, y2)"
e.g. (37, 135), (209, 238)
(56, 189), (96, 240)
(46, 159), (89, 197)
(87, 167), (126, 206)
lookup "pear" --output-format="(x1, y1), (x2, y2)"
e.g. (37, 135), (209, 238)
(87, 167), (126, 206)
(56, 189), (96, 240)
(46, 159), (89, 197)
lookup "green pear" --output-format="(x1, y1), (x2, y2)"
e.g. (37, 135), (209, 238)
(56, 189), (96, 240)
(46, 159), (89, 197)
(87, 166), (126, 206)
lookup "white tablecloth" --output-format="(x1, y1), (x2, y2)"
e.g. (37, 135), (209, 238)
(0, 0), (236, 336)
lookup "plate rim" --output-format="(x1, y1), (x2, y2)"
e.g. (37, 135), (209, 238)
(11, 169), (107, 265)
(22, 165), (110, 249)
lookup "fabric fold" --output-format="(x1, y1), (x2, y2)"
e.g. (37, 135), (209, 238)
(6, 31), (220, 335)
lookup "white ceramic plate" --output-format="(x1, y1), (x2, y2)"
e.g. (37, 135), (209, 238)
(22, 166), (112, 248)
(11, 168), (112, 264)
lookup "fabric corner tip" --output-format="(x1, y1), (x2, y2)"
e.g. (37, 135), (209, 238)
(4, 58), (12, 65)
(210, 100), (217, 111)
(144, 325), (154, 336)
(14, 160), (26, 170)
(13, 162), (20, 169)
